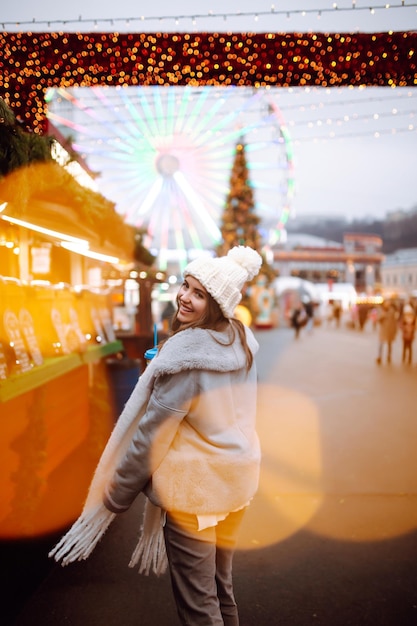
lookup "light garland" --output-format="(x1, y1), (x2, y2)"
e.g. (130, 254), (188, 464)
(1, 30), (416, 134)
(1, 3), (417, 30)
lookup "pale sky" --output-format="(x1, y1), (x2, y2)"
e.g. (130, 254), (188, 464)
(2, 1), (417, 224)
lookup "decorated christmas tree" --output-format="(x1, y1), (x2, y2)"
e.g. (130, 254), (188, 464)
(217, 140), (276, 282)
(217, 140), (262, 257)
(217, 140), (277, 327)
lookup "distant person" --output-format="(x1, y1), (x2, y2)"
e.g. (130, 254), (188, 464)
(369, 306), (379, 331)
(303, 299), (315, 333)
(291, 303), (307, 339)
(357, 304), (368, 331)
(348, 303), (358, 330)
(326, 301), (334, 327)
(376, 300), (398, 365)
(161, 299), (176, 332)
(400, 303), (416, 365)
(332, 301), (342, 328)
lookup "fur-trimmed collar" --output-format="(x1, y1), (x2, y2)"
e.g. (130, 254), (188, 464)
(147, 325), (258, 377)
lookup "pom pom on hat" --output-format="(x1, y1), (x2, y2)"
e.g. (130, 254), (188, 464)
(227, 246), (263, 281)
(183, 246), (262, 318)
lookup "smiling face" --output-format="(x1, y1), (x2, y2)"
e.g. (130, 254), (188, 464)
(176, 275), (209, 325)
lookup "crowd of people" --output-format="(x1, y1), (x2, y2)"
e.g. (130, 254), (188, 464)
(288, 295), (417, 367)
(375, 299), (416, 366)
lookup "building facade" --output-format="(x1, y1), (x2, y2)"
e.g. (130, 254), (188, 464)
(271, 232), (384, 294)
(380, 247), (417, 299)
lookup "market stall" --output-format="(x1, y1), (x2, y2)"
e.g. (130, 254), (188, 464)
(0, 278), (126, 538)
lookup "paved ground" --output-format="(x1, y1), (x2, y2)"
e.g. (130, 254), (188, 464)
(3, 321), (417, 625)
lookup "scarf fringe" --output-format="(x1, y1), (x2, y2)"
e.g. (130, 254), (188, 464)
(128, 500), (168, 576)
(48, 505), (116, 566)
(48, 500), (167, 576)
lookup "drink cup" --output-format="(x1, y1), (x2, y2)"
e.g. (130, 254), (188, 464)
(144, 346), (158, 365)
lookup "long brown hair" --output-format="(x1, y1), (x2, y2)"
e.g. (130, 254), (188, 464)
(170, 290), (254, 372)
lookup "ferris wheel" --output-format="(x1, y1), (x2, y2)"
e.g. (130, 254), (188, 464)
(46, 85), (295, 270)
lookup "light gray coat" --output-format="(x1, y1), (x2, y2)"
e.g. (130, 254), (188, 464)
(104, 324), (261, 516)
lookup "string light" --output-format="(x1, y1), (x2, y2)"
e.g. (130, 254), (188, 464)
(43, 89), (417, 134)
(1, 3), (416, 29)
(293, 125), (417, 143)
(292, 115), (417, 140)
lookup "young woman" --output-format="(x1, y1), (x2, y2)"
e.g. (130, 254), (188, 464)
(51, 245), (263, 626)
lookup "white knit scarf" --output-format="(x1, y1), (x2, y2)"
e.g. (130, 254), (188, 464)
(49, 352), (169, 575)
(49, 326), (258, 575)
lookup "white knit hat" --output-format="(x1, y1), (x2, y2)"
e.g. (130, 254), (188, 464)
(183, 246), (263, 318)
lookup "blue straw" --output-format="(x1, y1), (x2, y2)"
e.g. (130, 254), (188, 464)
(154, 323), (158, 347)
